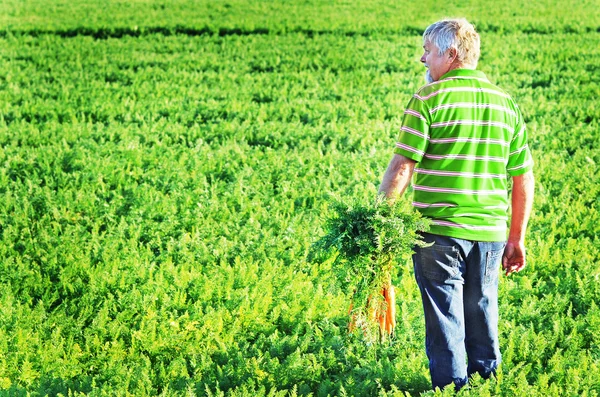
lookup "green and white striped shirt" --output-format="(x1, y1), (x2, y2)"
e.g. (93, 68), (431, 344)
(394, 69), (533, 241)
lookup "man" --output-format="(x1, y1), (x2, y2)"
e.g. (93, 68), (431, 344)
(379, 18), (534, 390)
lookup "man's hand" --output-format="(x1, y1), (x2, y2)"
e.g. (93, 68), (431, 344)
(502, 240), (526, 275)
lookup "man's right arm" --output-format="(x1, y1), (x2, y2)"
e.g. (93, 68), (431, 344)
(503, 170), (535, 275)
(378, 154), (416, 200)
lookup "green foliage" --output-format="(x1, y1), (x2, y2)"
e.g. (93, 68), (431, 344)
(312, 198), (429, 268)
(310, 197), (428, 338)
(0, 0), (599, 396)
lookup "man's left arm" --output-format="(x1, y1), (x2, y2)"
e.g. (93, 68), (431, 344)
(378, 154), (416, 200)
(503, 170), (535, 275)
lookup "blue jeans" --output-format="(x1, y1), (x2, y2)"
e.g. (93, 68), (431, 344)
(413, 233), (505, 390)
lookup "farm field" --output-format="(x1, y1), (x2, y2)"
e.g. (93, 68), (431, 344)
(0, 0), (599, 396)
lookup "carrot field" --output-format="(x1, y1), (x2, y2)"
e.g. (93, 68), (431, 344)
(0, 1), (599, 396)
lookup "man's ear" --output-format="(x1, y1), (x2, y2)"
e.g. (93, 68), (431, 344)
(447, 48), (458, 64)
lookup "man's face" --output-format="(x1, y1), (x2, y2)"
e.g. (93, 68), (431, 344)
(420, 41), (452, 83)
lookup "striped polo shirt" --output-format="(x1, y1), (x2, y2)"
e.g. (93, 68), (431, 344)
(394, 68), (533, 241)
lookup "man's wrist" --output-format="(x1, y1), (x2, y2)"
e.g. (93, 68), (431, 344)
(507, 235), (525, 245)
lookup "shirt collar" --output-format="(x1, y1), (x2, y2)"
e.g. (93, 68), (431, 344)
(440, 68), (488, 81)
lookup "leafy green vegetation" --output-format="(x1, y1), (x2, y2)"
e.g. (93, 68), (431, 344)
(310, 198), (428, 341)
(0, 0), (599, 396)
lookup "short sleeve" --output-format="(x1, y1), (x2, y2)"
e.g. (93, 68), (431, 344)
(394, 95), (430, 163)
(506, 106), (534, 176)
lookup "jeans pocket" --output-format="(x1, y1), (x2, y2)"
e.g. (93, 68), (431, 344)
(484, 249), (503, 285)
(419, 244), (461, 283)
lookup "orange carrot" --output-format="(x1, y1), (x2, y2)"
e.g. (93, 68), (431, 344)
(385, 284), (396, 335)
(378, 294), (386, 334)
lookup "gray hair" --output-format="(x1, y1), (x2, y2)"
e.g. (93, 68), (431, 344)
(423, 18), (480, 68)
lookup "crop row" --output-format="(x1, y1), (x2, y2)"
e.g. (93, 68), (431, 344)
(1, 0), (599, 34)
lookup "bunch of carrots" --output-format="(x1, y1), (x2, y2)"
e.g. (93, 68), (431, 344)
(349, 280), (396, 338)
(309, 197), (428, 342)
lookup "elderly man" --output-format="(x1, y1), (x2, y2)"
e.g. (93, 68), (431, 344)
(379, 19), (534, 390)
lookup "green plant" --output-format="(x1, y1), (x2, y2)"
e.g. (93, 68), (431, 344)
(310, 197), (429, 340)
(1, 1), (600, 394)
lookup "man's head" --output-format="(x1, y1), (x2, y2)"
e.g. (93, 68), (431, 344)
(420, 18), (480, 83)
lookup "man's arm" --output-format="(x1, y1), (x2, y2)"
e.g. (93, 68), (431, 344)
(503, 170), (535, 275)
(378, 154), (416, 199)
